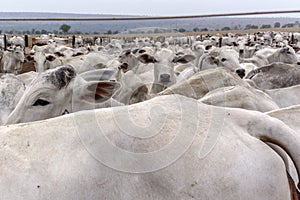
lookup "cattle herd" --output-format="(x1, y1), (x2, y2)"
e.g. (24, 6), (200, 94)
(1, 31), (300, 199)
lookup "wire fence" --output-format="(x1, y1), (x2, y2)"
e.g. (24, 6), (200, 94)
(0, 10), (300, 21)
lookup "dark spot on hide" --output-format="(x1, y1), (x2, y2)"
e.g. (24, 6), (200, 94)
(46, 65), (76, 89)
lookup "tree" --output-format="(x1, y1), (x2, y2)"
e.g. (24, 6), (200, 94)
(193, 27), (200, 32)
(221, 26), (231, 31)
(274, 22), (281, 28)
(260, 24), (271, 29)
(59, 24), (71, 34)
(41, 29), (48, 34)
(178, 28), (186, 32)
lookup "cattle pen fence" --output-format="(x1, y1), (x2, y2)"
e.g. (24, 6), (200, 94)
(1, 9), (300, 49)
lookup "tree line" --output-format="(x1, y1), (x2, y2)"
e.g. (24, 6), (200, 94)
(1, 21), (299, 35)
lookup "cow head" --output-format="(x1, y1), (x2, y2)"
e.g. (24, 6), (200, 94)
(5, 65), (121, 124)
(138, 48), (195, 93)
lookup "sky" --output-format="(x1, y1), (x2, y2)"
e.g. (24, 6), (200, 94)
(2, 0), (300, 17)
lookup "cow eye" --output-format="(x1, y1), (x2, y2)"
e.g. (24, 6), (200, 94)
(32, 99), (50, 106)
(221, 58), (227, 62)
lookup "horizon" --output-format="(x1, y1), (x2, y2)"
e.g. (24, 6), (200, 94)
(0, 11), (300, 19)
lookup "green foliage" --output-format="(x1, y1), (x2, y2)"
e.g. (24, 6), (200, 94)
(260, 24), (271, 29)
(193, 27), (200, 32)
(282, 23), (295, 28)
(274, 22), (281, 28)
(221, 26), (231, 31)
(59, 24), (71, 34)
(244, 24), (258, 30)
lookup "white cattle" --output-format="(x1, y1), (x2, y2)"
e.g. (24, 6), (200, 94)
(245, 62), (300, 89)
(199, 85), (279, 112)
(62, 51), (112, 74)
(159, 67), (248, 99)
(241, 45), (298, 67)
(196, 47), (240, 72)
(0, 95), (300, 199)
(0, 36), (6, 49)
(0, 46), (25, 74)
(264, 84), (300, 108)
(138, 48), (195, 93)
(17, 71), (38, 86)
(32, 51), (111, 74)
(5, 65), (122, 124)
(0, 74), (25, 124)
(9, 36), (25, 48)
(33, 51), (62, 73)
(113, 70), (149, 105)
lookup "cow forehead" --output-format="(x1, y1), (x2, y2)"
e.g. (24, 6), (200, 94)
(155, 48), (174, 61)
(29, 66), (76, 90)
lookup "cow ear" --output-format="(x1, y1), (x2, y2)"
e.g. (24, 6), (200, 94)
(129, 84), (149, 105)
(81, 81), (121, 103)
(46, 54), (57, 62)
(138, 54), (157, 64)
(52, 65), (76, 89)
(118, 63), (129, 72)
(26, 55), (34, 61)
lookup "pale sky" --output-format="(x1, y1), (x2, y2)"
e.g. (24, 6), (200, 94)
(2, 0), (300, 17)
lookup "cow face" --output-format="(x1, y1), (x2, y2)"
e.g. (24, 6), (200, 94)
(33, 51), (61, 73)
(138, 48), (195, 93)
(5, 66), (121, 124)
(198, 48), (240, 72)
(279, 46), (297, 64)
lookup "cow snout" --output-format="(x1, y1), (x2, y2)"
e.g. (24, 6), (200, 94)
(160, 74), (171, 83)
(297, 62), (300, 65)
(239, 49), (244, 54)
(235, 68), (246, 79)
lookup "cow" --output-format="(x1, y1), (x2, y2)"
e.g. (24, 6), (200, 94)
(195, 47), (240, 72)
(0, 95), (300, 199)
(245, 62), (300, 89)
(240, 45), (298, 68)
(0, 46), (25, 74)
(264, 84), (300, 108)
(0, 73), (25, 125)
(159, 67), (248, 99)
(138, 48), (195, 93)
(199, 85), (279, 112)
(5, 65), (122, 125)
(8, 36), (25, 49)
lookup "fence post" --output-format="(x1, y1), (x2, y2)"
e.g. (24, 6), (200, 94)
(291, 33), (295, 44)
(4, 34), (7, 50)
(72, 35), (75, 48)
(24, 35), (29, 47)
(219, 37), (222, 48)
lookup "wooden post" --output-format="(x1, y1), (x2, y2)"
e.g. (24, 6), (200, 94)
(72, 35), (75, 48)
(4, 34), (7, 50)
(219, 37), (222, 48)
(24, 35), (29, 47)
(291, 33), (295, 44)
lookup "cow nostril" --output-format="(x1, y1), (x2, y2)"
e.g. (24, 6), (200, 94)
(297, 62), (300, 65)
(160, 74), (171, 82)
(235, 68), (245, 79)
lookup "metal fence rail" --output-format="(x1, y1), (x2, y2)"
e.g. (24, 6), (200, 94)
(0, 10), (300, 21)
